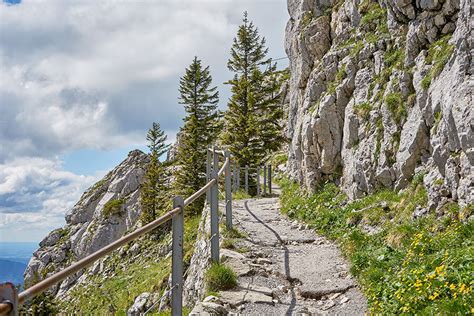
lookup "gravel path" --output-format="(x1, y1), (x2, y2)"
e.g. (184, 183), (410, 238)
(192, 187), (367, 315)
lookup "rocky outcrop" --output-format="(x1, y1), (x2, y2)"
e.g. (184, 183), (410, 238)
(285, 0), (473, 209)
(24, 150), (149, 297)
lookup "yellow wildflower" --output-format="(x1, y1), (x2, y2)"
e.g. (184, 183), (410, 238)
(449, 284), (456, 291)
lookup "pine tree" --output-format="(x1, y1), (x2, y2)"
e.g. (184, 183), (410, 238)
(221, 12), (285, 183)
(146, 122), (169, 158)
(140, 122), (170, 230)
(174, 57), (220, 215)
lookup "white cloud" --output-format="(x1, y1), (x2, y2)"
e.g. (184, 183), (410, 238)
(0, 157), (100, 241)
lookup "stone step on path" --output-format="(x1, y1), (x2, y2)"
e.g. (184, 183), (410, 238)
(192, 189), (367, 315)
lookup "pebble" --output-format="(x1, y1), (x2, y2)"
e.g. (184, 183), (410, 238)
(340, 296), (350, 304)
(329, 292), (342, 300)
(256, 258), (272, 265)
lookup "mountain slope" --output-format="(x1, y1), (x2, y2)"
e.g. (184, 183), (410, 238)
(24, 150), (149, 297)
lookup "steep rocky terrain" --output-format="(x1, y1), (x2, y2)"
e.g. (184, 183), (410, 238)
(285, 0), (472, 211)
(24, 150), (150, 298)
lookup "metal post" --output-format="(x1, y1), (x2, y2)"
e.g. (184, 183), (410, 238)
(245, 165), (249, 194)
(206, 145), (211, 204)
(171, 196), (184, 316)
(263, 165), (267, 196)
(225, 151), (232, 230)
(257, 166), (261, 196)
(236, 166), (240, 191)
(233, 164), (237, 192)
(268, 165), (272, 195)
(210, 147), (220, 262)
(0, 283), (18, 316)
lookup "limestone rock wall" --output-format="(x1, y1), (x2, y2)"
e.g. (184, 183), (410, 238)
(285, 0), (472, 209)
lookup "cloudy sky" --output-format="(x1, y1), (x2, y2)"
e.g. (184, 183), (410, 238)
(0, 0), (288, 242)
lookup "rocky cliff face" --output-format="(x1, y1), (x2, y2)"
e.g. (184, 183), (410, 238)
(285, 0), (472, 210)
(24, 150), (149, 297)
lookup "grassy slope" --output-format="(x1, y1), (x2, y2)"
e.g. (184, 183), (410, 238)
(278, 177), (473, 314)
(58, 215), (201, 314)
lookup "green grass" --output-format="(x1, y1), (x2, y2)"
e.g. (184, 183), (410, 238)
(433, 110), (442, 133)
(61, 255), (171, 314)
(59, 213), (202, 314)
(103, 198), (125, 217)
(205, 262), (237, 292)
(422, 35), (454, 89)
(421, 74), (432, 90)
(233, 189), (252, 200)
(278, 177), (473, 315)
(354, 102), (372, 121)
(385, 92), (407, 126)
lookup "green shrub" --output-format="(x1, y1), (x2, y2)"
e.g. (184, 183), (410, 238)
(421, 74), (432, 90)
(103, 199), (125, 217)
(205, 263), (237, 292)
(385, 92), (407, 125)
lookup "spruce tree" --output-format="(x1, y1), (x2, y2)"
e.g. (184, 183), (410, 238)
(174, 57), (220, 215)
(146, 122), (169, 157)
(140, 122), (170, 229)
(221, 12), (285, 182)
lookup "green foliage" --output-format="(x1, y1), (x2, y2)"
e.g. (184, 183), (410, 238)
(221, 12), (285, 193)
(174, 56), (220, 215)
(384, 47), (404, 69)
(426, 35), (454, 78)
(63, 255), (171, 314)
(205, 262), (238, 292)
(22, 273), (58, 315)
(433, 110), (442, 133)
(103, 198), (125, 218)
(354, 102), (372, 121)
(422, 36), (455, 90)
(327, 64), (346, 95)
(141, 122), (171, 228)
(360, 1), (387, 31)
(385, 92), (407, 126)
(350, 40), (364, 57)
(146, 122), (170, 158)
(61, 213), (201, 314)
(421, 74), (432, 90)
(278, 177), (473, 314)
(232, 189), (252, 200)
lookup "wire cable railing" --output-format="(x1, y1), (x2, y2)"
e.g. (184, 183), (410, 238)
(0, 146), (273, 316)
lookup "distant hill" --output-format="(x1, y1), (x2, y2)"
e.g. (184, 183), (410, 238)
(0, 259), (26, 286)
